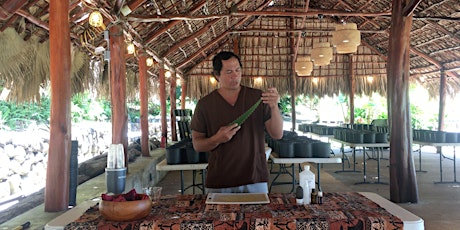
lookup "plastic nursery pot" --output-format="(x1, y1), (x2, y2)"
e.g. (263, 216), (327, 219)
(166, 144), (184, 164)
(294, 141), (312, 158)
(278, 139), (295, 158)
(312, 142), (331, 158)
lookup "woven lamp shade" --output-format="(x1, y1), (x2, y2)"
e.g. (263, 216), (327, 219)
(336, 43), (359, 54)
(296, 69), (312, 76)
(295, 56), (313, 75)
(311, 42), (333, 66)
(332, 23), (360, 54)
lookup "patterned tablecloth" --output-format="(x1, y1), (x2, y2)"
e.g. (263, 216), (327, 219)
(65, 192), (403, 230)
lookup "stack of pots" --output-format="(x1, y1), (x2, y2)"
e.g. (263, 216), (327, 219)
(413, 129), (460, 143)
(298, 123), (336, 136)
(266, 131), (331, 158)
(333, 127), (388, 143)
(166, 139), (209, 164)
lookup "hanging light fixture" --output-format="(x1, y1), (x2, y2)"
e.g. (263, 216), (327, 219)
(295, 56), (313, 76)
(146, 57), (154, 67)
(311, 42), (333, 66)
(127, 43), (135, 54)
(332, 23), (360, 54)
(89, 10), (104, 28)
(312, 77), (319, 84)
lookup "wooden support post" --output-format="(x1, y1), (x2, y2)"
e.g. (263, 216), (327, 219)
(180, 77), (187, 110)
(438, 69), (446, 131)
(348, 54), (355, 124)
(138, 52), (150, 157)
(110, 24), (129, 167)
(159, 62), (167, 147)
(170, 70), (178, 142)
(437, 69), (446, 154)
(290, 16), (296, 131)
(46, 0), (71, 212)
(387, 0), (419, 203)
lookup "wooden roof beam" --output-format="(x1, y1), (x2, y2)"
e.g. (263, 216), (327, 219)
(0, 0), (28, 20)
(143, 0), (207, 45)
(403, 0), (423, 17)
(161, 0), (250, 58)
(179, 1), (274, 71)
(127, 10), (392, 23)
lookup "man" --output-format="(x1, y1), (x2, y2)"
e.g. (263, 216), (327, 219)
(191, 51), (283, 193)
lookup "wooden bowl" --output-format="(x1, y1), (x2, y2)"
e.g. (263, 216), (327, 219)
(99, 194), (152, 221)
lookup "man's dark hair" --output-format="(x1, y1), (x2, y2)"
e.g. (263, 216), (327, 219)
(212, 51), (243, 77)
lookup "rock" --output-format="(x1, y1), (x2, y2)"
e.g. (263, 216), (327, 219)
(4, 144), (15, 158)
(0, 181), (10, 199)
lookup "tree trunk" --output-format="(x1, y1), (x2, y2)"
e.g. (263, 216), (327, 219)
(387, 0), (419, 203)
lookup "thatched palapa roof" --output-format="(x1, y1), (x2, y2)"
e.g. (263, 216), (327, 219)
(0, 0), (458, 102)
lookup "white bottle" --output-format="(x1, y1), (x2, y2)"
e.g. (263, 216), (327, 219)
(299, 164), (315, 204)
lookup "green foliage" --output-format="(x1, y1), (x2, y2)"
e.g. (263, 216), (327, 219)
(0, 92), (163, 130)
(0, 97), (50, 130)
(279, 95), (292, 115)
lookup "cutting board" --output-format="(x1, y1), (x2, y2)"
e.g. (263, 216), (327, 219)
(205, 193), (270, 204)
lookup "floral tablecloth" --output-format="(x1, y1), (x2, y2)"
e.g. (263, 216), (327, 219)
(65, 192), (403, 230)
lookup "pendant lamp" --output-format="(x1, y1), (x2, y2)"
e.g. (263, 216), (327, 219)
(311, 42), (333, 66)
(89, 11), (104, 28)
(332, 23), (360, 54)
(295, 56), (313, 76)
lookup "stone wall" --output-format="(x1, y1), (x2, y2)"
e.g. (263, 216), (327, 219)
(0, 121), (161, 203)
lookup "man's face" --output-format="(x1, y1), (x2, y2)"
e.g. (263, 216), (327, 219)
(217, 57), (242, 90)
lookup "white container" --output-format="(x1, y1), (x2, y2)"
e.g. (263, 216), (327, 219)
(299, 164), (315, 204)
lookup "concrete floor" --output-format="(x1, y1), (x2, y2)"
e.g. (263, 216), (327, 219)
(1, 145), (460, 229)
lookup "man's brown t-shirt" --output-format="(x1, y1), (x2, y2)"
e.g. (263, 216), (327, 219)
(191, 86), (271, 188)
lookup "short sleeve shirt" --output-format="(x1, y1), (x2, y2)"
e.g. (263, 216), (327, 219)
(190, 86), (271, 188)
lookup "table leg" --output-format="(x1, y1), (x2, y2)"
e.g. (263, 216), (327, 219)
(454, 147), (457, 182)
(202, 169), (206, 194)
(180, 170), (184, 195)
(335, 146), (360, 173)
(434, 146), (460, 184)
(355, 147), (388, 185)
(269, 163), (295, 193)
(317, 163), (321, 189)
(416, 144), (427, 173)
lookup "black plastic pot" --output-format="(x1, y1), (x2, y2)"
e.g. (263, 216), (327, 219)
(351, 132), (364, 143)
(363, 132), (376, 143)
(278, 140), (295, 158)
(435, 131), (446, 143)
(312, 142), (331, 158)
(294, 141), (312, 158)
(375, 133), (388, 143)
(185, 143), (199, 164)
(445, 132), (457, 143)
(166, 145), (184, 164)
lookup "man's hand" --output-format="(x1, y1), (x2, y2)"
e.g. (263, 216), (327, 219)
(215, 123), (240, 143)
(192, 123), (240, 152)
(262, 87), (280, 109)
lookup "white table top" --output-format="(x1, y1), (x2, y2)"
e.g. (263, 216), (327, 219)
(156, 159), (208, 171)
(330, 138), (390, 148)
(45, 192), (424, 230)
(269, 152), (342, 164)
(413, 141), (460, 147)
(359, 192), (424, 230)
